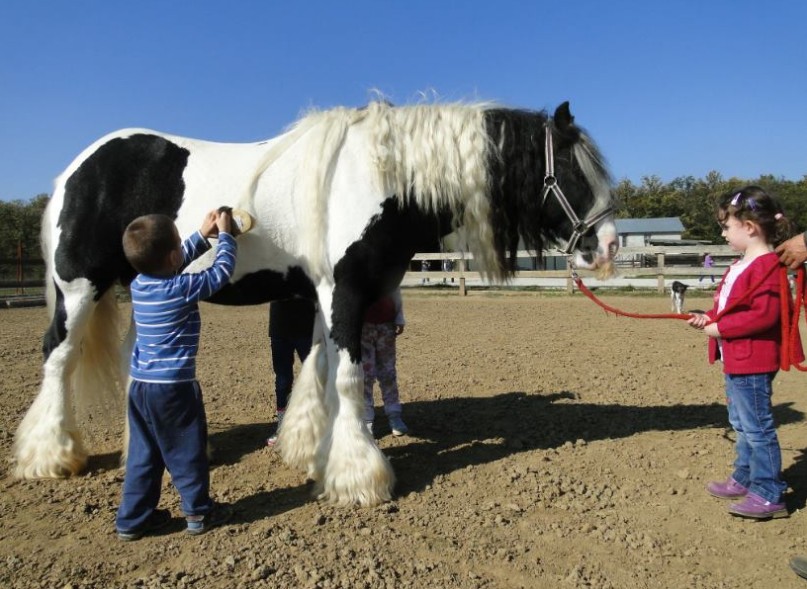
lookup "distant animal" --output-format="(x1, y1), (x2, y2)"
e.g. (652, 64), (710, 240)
(670, 281), (689, 314)
(14, 99), (618, 506)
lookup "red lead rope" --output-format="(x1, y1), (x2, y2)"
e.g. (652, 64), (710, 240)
(572, 264), (807, 372)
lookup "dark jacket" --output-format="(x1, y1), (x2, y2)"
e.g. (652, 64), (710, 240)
(269, 299), (316, 339)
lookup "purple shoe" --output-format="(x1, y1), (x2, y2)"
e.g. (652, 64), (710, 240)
(728, 492), (788, 519)
(706, 477), (748, 499)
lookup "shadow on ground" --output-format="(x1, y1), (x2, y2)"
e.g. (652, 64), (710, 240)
(201, 390), (804, 502)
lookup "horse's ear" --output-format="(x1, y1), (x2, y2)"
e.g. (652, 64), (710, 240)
(553, 101), (574, 129)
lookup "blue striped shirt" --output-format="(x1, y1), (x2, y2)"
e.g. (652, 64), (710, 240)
(129, 231), (237, 383)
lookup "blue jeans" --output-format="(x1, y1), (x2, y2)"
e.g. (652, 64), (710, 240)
(725, 372), (787, 503)
(270, 335), (312, 411)
(116, 380), (212, 532)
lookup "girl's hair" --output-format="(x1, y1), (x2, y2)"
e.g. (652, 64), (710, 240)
(717, 185), (795, 247)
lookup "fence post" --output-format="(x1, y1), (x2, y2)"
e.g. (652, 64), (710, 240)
(657, 252), (665, 293)
(16, 240), (24, 295)
(458, 258), (467, 296)
(566, 257), (574, 294)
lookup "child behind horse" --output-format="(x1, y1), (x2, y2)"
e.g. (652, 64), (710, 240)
(362, 289), (408, 436)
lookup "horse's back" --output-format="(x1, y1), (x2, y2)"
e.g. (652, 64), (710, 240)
(49, 129), (277, 291)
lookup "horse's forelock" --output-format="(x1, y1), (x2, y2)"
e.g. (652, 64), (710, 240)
(572, 133), (612, 215)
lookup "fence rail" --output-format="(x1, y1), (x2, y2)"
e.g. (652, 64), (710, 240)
(406, 245), (738, 295)
(0, 245), (740, 300)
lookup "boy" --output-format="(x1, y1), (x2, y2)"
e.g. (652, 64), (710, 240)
(116, 209), (236, 540)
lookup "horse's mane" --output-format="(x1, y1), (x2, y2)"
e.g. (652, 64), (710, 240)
(365, 100), (503, 280)
(250, 100), (609, 281)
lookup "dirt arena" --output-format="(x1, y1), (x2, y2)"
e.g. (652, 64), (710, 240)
(2, 290), (807, 588)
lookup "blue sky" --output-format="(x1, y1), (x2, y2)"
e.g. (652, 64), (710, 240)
(1, 0), (805, 201)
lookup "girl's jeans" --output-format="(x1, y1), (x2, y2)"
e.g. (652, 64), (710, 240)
(725, 372), (787, 503)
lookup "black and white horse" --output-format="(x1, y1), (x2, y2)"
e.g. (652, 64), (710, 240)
(14, 100), (618, 505)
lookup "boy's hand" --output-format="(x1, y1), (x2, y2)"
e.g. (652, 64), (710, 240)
(216, 210), (232, 235)
(200, 211), (220, 239)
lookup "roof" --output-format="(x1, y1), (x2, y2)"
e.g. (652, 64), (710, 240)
(615, 217), (684, 234)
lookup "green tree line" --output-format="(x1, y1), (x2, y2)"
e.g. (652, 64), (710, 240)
(0, 194), (49, 260)
(615, 171), (807, 242)
(0, 194), (49, 280)
(1, 171), (806, 265)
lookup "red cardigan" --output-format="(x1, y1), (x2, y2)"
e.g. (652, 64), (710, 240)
(705, 252), (803, 374)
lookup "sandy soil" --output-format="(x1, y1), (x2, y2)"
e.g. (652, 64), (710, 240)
(1, 290), (807, 589)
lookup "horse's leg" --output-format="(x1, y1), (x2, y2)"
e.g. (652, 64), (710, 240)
(13, 279), (101, 478)
(277, 309), (328, 479)
(315, 345), (395, 505)
(314, 291), (394, 506)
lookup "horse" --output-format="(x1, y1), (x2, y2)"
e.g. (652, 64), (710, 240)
(13, 99), (618, 506)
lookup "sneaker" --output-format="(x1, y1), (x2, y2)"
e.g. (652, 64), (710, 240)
(186, 503), (233, 536)
(388, 414), (408, 436)
(706, 477), (748, 499)
(266, 410), (285, 447)
(728, 492), (788, 519)
(790, 555), (807, 580)
(116, 508), (172, 541)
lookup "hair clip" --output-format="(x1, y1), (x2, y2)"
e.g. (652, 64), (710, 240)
(775, 213), (783, 220)
(730, 192), (742, 206)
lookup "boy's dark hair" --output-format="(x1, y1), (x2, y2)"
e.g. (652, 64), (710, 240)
(122, 214), (179, 275)
(717, 185), (796, 247)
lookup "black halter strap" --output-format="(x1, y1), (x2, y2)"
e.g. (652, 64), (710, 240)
(541, 126), (613, 254)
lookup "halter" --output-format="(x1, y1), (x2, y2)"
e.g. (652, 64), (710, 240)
(541, 125), (613, 255)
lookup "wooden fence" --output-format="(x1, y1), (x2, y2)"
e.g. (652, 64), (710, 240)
(406, 245), (738, 295)
(0, 245), (739, 300)
(0, 256), (45, 293)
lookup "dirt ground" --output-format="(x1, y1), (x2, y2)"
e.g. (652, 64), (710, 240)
(2, 290), (807, 589)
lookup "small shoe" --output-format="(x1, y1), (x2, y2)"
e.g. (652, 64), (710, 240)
(266, 411), (285, 447)
(728, 492), (788, 519)
(186, 503), (233, 536)
(388, 415), (408, 437)
(116, 509), (172, 541)
(706, 477), (748, 499)
(790, 555), (807, 580)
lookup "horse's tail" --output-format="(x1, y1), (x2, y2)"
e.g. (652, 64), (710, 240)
(72, 287), (125, 422)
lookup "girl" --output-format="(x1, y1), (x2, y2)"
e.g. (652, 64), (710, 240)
(688, 185), (802, 519)
(362, 289), (408, 437)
